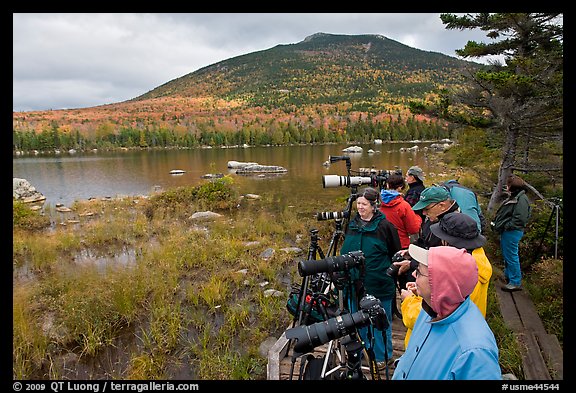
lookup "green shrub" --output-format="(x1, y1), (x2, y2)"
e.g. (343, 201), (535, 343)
(13, 200), (50, 230)
(143, 177), (239, 220)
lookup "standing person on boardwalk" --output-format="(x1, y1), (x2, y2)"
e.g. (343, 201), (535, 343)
(412, 186), (460, 249)
(379, 173), (422, 249)
(380, 173), (422, 292)
(404, 166), (426, 221)
(492, 174), (531, 292)
(339, 187), (401, 368)
(392, 245), (501, 380)
(388, 186), (459, 291)
(399, 212), (493, 348)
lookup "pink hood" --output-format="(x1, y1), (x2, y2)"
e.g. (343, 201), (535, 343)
(428, 246), (478, 319)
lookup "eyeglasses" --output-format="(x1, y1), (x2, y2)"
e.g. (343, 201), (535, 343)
(415, 267), (428, 277)
(423, 202), (439, 213)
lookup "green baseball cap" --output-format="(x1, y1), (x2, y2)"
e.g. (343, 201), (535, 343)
(412, 186), (450, 211)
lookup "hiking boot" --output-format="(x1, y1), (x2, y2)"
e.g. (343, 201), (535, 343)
(502, 283), (522, 292)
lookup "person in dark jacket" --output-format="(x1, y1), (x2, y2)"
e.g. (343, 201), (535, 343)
(390, 186), (461, 287)
(412, 185), (460, 249)
(404, 166), (426, 221)
(492, 174), (531, 291)
(340, 187), (401, 367)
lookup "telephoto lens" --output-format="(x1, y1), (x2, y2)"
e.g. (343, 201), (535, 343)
(285, 294), (386, 354)
(298, 251), (364, 277)
(316, 210), (350, 221)
(322, 175), (372, 188)
(285, 309), (372, 354)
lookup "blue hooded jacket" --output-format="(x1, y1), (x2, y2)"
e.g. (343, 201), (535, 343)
(392, 246), (501, 380)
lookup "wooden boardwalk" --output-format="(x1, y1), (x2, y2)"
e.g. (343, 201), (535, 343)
(495, 283), (563, 380)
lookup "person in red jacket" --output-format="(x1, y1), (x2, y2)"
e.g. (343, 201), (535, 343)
(380, 174), (423, 302)
(379, 173), (422, 249)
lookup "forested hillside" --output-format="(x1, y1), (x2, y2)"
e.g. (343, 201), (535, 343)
(13, 33), (483, 151)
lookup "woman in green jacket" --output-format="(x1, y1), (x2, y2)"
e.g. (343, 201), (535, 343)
(492, 174), (531, 292)
(340, 187), (401, 367)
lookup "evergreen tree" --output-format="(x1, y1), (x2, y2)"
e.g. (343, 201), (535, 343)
(440, 13), (563, 211)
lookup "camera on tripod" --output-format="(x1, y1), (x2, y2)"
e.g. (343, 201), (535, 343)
(298, 251), (364, 277)
(285, 294), (388, 354)
(322, 155), (402, 190)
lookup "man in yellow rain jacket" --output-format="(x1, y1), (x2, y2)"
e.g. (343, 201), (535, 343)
(399, 212), (492, 348)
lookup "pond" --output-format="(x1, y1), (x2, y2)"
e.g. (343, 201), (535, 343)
(13, 142), (439, 210)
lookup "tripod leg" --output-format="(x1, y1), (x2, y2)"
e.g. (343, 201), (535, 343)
(533, 205), (555, 262)
(555, 205), (559, 259)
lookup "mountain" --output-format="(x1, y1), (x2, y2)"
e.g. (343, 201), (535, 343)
(13, 33), (484, 149)
(133, 32), (480, 110)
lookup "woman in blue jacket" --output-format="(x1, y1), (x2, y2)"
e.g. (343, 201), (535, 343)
(392, 245), (501, 380)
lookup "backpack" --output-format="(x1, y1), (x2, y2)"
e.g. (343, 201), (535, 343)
(286, 273), (338, 325)
(438, 180), (487, 234)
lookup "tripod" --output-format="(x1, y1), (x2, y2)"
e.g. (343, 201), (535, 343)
(290, 273), (382, 380)
(287, 225), (349, 380)
(534, 198), (562, 260)
(288, 156), (387, 380)
(291, 182), (358, 327)
(291, 223), (346, 328)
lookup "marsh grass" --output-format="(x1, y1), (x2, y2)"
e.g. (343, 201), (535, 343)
(13, 234), (61, 271)
(13, 178), (301, 379)
(524, 258), (563, 345)
(13, 283), (49, 379)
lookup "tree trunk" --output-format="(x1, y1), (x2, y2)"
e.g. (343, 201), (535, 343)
(487, 124), (518, 213)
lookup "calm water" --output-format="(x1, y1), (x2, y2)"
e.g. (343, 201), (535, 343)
(13, 143), (436, 209)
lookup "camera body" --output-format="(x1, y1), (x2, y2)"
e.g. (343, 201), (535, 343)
(386, 252), (406, 278)
(358, 168), (403, 189)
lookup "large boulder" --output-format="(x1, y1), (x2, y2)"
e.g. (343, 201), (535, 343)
(227, 160), (259, 169)
(13, 178), (46, 203)
(235, 164), (287, 174)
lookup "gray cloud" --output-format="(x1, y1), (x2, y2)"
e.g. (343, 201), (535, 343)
(13, 13), (500, 112)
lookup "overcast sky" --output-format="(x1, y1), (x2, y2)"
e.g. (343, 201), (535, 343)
(13, 13), (503, 112)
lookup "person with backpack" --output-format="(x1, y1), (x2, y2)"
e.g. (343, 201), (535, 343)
(387, 186), (459, 302)
(412, 186), (460, 249)
(438, 179), (486, 234)
(492, 174), (532, 292)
